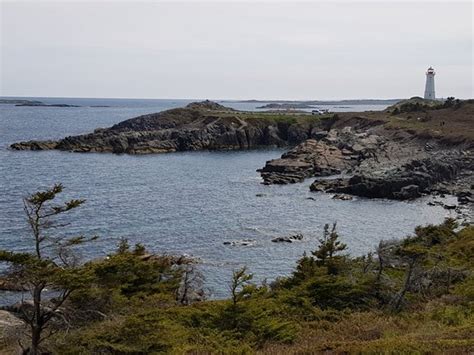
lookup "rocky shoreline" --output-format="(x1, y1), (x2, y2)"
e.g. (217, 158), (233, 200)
(11, 100), (322, 154)
(309, 154), (470, 199)
(257, 100), (473, 214)
(259, 125), (472, 202)
(9, 99), (474, 215)
(258, 127), (386, 184)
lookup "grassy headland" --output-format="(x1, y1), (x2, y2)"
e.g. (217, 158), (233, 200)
(336, 98), (474, 146)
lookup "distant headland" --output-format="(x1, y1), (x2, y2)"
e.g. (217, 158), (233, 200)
(0, 98), (111, 108)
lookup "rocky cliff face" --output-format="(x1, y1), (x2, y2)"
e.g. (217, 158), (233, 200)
(258, 139), (348, 184)
(258, 122), (472, 201)
(258, 127), (387, 184)
(10, 101), (321, 154)
(310, 154), (472, 200)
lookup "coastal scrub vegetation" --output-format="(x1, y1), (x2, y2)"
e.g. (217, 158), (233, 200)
(0, 186), (473, 353)
(355, 99), (474, 144)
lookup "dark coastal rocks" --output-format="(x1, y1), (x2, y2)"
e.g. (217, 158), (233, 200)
(271, 234), (303, 243)
(310, 155), (468, 200)
(394, 185), (421, 199)
(16, 103), (80, 107)
(258, 139), (347, 184)
(10, 101), (315, 154)
(223, 239), (256, 247)
(457, 191), (473, 205)
(443, 204), (457, 210)
(0, 98), (80, 107)
(311, 130), (329, 140)
(258, 128), (384, 185)
(10, 140), (58, 151)
(332, 193), (353, 201)
(310, 178), (349, 193)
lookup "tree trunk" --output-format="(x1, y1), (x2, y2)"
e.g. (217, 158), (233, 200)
(30, 285), (43, 355)
(394, 259), (416, 311)
(30, 326), (41, 355)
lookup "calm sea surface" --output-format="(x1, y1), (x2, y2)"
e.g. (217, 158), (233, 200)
(0, 98), (454, 300)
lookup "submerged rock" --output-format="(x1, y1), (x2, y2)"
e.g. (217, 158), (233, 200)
(443, 204), (457, 210)
(332, 193), (353, 201)
(271, 234), (303, 243)
(223, 239), (256, 247)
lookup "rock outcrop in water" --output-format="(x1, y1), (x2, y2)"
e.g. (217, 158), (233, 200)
(258, 127), (383, 184)
(10, 140), (58, 151)
(10, 101), (321, 154)
(310, 154), (472, 200)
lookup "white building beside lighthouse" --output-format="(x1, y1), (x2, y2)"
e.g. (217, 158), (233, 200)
(424, 67), (436, 100)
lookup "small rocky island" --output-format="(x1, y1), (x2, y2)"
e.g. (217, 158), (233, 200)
(10, 99), (474, 207)
(0, 99), (80, 107)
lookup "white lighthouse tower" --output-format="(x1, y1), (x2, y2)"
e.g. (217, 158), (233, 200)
(424, 66), (436, 100)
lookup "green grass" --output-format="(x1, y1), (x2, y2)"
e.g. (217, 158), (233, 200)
(219, 110), (334, 125)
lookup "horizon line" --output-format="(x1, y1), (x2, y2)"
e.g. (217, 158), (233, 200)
(0, 95), (414, 102)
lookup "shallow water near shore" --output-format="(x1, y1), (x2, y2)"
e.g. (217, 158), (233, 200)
(0, 98), (456, 300)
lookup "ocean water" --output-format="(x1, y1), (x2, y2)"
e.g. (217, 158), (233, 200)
(0, 98), (455, 300)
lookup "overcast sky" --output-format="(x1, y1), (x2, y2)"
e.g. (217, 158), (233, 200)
(0, 1), (472, 100)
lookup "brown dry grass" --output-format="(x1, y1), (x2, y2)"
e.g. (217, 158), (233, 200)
(259, 308), (474, 354)
(338, 102), (474, 147)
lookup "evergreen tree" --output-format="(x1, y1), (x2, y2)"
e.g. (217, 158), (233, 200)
(229, 266), (253, 305)
(0, 184), (97, 354)
(312, 223), (347, 273)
